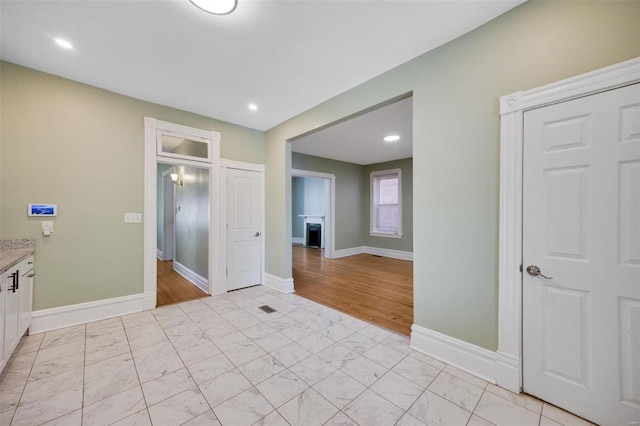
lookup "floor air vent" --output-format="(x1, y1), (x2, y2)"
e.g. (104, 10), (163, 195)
(258, 305), (276, 314)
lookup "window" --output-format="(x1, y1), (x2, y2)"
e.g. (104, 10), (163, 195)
(370, 168), (402, 238)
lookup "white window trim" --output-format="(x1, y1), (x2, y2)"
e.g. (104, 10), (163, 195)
(370, 168), (402, 238)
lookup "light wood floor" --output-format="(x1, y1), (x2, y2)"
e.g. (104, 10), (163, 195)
(292, 245), (413, 335)
(157, 259), (208, 307)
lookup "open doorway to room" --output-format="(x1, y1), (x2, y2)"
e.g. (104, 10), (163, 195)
(290, 95), (414, 335)
(156, 163), (209, 307)
(291, 169), (335, 259)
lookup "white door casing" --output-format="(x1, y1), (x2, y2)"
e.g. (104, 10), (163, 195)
(291, 168), (336, 259)
(144, 118), (223, 303)
(522, 83), (640, 425)
(497, 58), (640, 395)
(226, 166), (263, 291)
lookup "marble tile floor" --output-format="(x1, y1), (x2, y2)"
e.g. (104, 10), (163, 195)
(0, 286), (594, 426)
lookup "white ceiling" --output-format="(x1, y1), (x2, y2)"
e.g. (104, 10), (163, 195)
(0, 0), (523, 132)
(292, 96), (412, 165)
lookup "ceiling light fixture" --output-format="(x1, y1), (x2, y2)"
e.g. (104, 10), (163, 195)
(384, 135), (400, 142)
(248, 103), (258, 111)
(170, 173), (183, 186)
(189, 0), (238, 15)
(54, 38), (73, 49)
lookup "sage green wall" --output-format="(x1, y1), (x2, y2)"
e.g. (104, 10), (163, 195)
(174, 165), (209, 279)
(0, 61), (264, 310)
(265, 1), (640, 350)
(292, 153), (363, 250)
(291, 177), (305, 238)
(362, 158), (413, 252)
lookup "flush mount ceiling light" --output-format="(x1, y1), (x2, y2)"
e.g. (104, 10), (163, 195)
(189, 0), (237, 15)
(384, 135), (400, 142)
(54, 38), (73, 49)
(248, 103), (258, 111)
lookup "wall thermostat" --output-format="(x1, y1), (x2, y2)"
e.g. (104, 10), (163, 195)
(28, 204), (57, 217)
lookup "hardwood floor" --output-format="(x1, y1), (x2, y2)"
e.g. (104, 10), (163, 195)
(157, 259), (208, 307)
(292, 245), (413, 335)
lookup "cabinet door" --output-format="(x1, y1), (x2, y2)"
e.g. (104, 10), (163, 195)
(0, 271), (6, 369)
(18, 257), (34, 337)
(4, 268), (20, 360)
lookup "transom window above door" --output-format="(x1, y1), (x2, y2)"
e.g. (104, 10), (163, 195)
(157, 130), (212, 162)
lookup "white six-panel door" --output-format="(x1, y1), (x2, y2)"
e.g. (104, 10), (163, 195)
(226, 168), (262, 291)
(522, 83), (640, 425)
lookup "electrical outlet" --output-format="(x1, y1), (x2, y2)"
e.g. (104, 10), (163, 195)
(124, 213), (142, 223)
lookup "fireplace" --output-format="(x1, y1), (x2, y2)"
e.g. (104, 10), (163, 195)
(306, 223), (322, 248)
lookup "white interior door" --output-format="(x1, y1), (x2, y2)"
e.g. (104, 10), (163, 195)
(226, 168), (262, 291)
(523, 83), (640, 425)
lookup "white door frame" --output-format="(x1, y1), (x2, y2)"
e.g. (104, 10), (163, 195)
(221, 159), (266, 287)
(143, 117), (224, 308)
(497, 57), (640, 393)
(291, 168), (336, 259)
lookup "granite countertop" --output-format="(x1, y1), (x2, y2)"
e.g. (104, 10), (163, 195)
(0, 239), (35, 274)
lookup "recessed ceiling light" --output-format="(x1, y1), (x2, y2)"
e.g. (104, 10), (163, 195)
(54, 38), (73, 49)
(384, 135), (400, 142)
(248, 103), (258, 111)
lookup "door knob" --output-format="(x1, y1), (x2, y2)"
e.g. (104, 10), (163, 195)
(254, 232), (260, 237)
(526, 265), (553, 280)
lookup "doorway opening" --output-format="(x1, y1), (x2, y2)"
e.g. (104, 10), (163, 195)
(156, 162), (210, 307)
(291, 169), (335, 259)
(144, 117), (223, 311)
(289, 94), (414, 334)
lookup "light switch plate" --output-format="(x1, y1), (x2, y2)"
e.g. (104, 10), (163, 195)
(124, 213), (142, 223)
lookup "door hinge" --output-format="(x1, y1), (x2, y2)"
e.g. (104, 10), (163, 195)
(519, 264), (523, 273)
(226, 268), (228, 276)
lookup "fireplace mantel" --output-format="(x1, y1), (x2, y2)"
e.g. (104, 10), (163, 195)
(299, 215), (325, 248)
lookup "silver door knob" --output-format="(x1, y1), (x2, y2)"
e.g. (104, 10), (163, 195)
(526, 265), (553, 280)
(254, 232), (260, 237)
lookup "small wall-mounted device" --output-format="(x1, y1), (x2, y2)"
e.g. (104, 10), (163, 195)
(42, 221), (53, 236)
(28, 204), (57, 217)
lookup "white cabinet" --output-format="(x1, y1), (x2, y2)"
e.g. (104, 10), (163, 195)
(0, 269), (6, 369)
(18, 257), (34, 338)
(0, 255), (34, 371)
(4, 266), (20, 361)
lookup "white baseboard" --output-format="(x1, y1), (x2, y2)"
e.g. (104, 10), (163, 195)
(31, 292), (156, 334)
(263, 273), (294, 293)
(173, 261), (209, 293)
(364, 246), (413, 261)
(411, 324), (497, 384)
(333, 247), (365, 258)
(292, 237), (304, 245)
(333, 246), (413, 261)
(157, 249), (163, 259)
